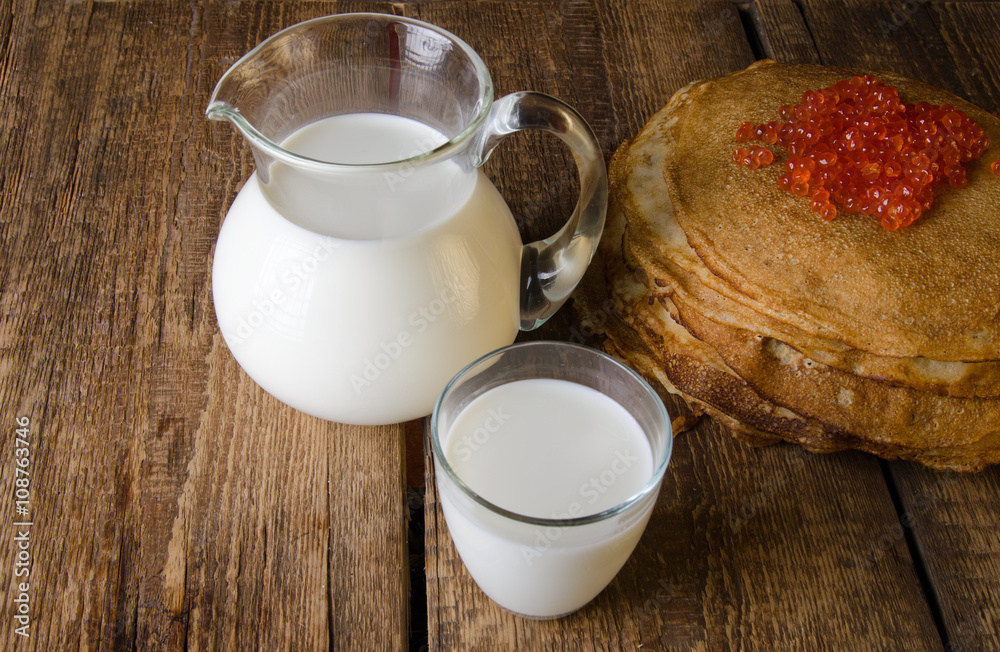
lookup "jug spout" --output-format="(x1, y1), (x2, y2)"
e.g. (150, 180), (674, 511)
(204, 13), (327, 147)
(205, 16), (361, 174)
(204, 100), (247, 144)
(205, 99), (236, 124)
(204, 32), (307, 177)
(205, 95), (271, 176)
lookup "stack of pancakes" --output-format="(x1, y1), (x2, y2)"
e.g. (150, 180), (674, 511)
(579, 60), (1000, 471)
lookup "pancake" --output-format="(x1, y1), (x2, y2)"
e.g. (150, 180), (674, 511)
(609, 64), (1000, 397)
(577, 60), (1000, 471)
(654, 60), (1000, 362)
(664, 291), (1000, 450)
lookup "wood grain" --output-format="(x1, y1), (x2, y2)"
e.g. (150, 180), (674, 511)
(1, 2), (408, 650)
(1, 0), (996, 649)
(422, 1), (940, 649)
(749, 0), (821, 66)
(755, 2), (1000, 649)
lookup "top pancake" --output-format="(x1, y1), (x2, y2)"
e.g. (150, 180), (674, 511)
(642, 60), (1000, 361)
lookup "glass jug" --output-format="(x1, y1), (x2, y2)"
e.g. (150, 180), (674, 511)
(206, 13), (607, 425)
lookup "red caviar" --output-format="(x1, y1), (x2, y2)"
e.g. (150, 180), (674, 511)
(736, 121), (755, 142)
(992, 160), (1000, 176)
(731, 75), (992, 230)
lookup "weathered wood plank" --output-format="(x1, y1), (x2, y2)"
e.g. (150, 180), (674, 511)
(423, 1), (940, 649)
(750, 0), (821, 65)
(755, 1), (1000, 649)
(1, 2), (410, 650)
(1, 2), (172, 648)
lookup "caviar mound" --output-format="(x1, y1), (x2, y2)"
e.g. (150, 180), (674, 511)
(575, 60), (1000, 472)
(732, 75), (991, 230)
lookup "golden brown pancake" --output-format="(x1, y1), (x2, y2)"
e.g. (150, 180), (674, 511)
(609, 61), (1000, 398)
(576, 60), (1000, 471)
(656, 60), (1000, 361)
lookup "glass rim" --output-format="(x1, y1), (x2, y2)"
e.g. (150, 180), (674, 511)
(205, 12), (494, 173)
(431, 341), (673, 528)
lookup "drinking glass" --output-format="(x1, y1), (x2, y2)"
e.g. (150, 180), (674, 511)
(431, 341), (673, 619)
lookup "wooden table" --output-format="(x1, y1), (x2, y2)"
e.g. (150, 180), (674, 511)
(2, 0), (998, 649)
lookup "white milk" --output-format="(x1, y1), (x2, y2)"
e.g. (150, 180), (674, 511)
(437, 379), (659, 618)
(212, 114), (521, 424)
(284, 112), (449, 165)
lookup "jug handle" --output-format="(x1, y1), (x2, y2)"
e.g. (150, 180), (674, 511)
(473, 92), (608, 331)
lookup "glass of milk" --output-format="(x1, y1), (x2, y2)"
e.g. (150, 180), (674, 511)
(431, 341), (673, 619)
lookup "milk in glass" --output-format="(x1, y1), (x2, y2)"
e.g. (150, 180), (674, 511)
(438, 378), (657, 618)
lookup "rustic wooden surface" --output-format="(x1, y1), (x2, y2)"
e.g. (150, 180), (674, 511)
(0, 2), (409, 650)
(0, 0), (997, 650)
